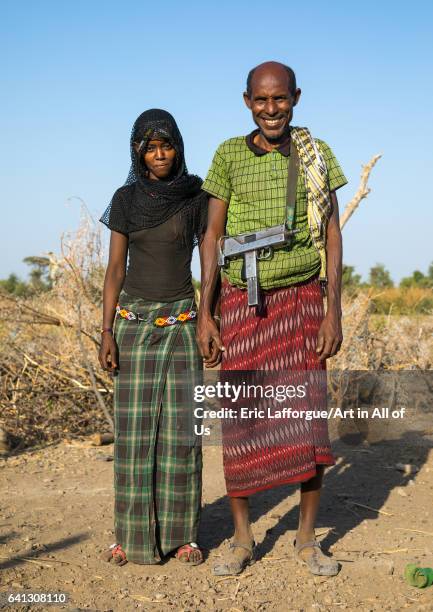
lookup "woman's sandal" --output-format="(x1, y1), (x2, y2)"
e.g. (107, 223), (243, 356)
(213, 541), (256, 576)
(101, 543), (128, 567)
(175, 542), (203, 566)
(294, 539), (339, 576)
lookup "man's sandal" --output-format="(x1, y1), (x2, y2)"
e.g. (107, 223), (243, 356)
(294, 539), (339, 576)
(175, 542), (203, 566)
(213, 541), (256, 576)
(101, 543), (128, 567)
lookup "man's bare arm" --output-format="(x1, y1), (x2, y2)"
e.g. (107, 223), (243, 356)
(197, 197), (228, 367)
(316, 191), (343, 360)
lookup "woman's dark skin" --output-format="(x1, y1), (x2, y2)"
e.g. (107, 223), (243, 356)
(98, 138), (177, 373)
(98, 137), (202, 564)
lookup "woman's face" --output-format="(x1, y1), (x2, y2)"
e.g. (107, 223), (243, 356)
(137, 138), (177, 180)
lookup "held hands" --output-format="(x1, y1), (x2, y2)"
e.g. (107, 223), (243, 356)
(197, 315), (225, 368)
(316, 309), (343, 361)
(98, 333), (119, 372)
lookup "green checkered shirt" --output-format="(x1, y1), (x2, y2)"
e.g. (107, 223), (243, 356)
(203, 130), (347, 289)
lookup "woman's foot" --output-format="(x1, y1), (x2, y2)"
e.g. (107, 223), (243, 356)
(213, 540), (255, 576)
(175, 542), (203, 566)
(101, 543), (128, 566)
(294, 534), (339, 576)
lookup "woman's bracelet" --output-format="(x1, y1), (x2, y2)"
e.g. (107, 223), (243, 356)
(100, 328), (113, 334)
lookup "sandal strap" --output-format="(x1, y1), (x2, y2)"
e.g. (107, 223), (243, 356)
(229, 541), (255, 555)
(176, 543), (203, 558)
(177, 542), (200, 553)
(295, 540), (321, 554)
(111, 544), (127, 561)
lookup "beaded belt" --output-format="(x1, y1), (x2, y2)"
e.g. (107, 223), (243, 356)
(116, 304), (197, 327)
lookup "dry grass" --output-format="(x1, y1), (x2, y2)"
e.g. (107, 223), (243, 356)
(0, 205), (112, 449)
(370, 287), (433, 315)
(330, 292), (433, 371)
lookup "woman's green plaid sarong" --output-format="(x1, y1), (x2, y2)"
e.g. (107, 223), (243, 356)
(113, 292), (202, 564)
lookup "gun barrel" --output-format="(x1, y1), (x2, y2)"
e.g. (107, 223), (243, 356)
(222, 227), (294, 259)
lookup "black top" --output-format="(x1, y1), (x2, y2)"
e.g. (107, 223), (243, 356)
(122, 212), (195, 302)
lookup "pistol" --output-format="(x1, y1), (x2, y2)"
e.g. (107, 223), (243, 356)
(218, 224), (299, 309)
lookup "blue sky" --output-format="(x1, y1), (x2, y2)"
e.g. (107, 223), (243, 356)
(1, 0), (432, 283)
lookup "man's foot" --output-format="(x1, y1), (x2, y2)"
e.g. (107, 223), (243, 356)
(101, 543), (128, 566)
(294, 538), (339, 576)
(175, 542), (203, 566)
(213, 540), (255, 576)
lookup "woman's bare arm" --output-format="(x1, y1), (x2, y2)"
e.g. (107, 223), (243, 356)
(99, 231), (128, 371)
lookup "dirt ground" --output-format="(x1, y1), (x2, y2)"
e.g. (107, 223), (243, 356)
(1, 422), (433, 612)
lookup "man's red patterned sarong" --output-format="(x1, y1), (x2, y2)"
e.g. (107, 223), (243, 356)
(220, 277), (335, 497)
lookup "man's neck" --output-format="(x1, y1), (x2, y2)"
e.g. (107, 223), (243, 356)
(253, 128), (291, 152)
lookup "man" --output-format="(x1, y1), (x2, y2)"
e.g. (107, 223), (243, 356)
(197, 62), (347, 576)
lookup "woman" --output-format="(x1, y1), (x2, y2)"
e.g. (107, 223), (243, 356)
(99, 109), (207, 566)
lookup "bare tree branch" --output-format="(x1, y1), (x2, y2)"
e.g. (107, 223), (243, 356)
(340, 154), (382, 230)
(0, 291), (100, 346)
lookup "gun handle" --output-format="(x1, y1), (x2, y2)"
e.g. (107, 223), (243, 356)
(244, 251), (259, 307)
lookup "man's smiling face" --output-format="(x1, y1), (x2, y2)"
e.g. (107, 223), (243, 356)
(244, 63), (301, 144)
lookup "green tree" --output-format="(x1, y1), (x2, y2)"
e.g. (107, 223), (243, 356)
(400, 270), (425, 288)
(400, 262), (433, 288)
(342, 264), (362, 290)
(0, 273), (29, 296)
(368, 263), (394, 288)
(23, 256), (52, 293)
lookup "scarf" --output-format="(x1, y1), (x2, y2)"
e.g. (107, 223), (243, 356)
(100, 109), (207, 247)
(291, 127), (332, 281)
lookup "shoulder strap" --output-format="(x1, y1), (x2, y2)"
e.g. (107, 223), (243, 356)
(285, 138), (299, 230)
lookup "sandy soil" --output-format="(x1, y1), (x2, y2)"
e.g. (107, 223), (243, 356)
(1, 425), (433, 612)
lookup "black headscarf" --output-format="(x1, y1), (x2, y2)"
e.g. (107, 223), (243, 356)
(100, 109), (207, 246)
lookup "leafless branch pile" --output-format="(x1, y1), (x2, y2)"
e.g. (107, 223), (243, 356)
(0, 205), (112, 449)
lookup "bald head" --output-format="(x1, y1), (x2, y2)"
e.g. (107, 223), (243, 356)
(246, 61), (297, 97)
(243, 61), (301, 145)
